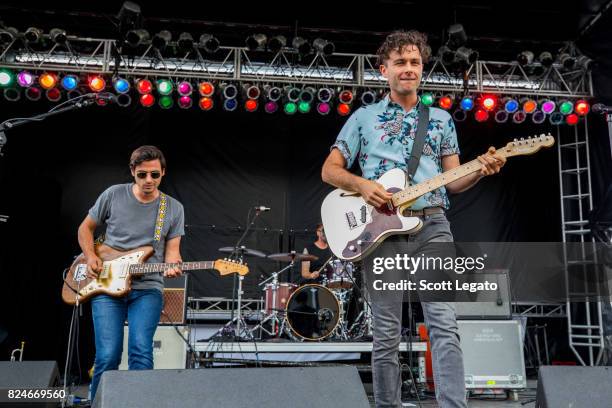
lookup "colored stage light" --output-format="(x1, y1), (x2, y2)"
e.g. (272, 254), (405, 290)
(113, 78), (130, 94)
(140, 93), (155, 107)
(481, 95), (497, 111)
(512, 111), (527, 124)
(61, 75), (78, 91)
(199, 82), (215, 97)
(157, 79), (173, 95)
(39, 73), (58, 90)
(494, 110), (509, 123)
(474, 108), (489, 122)
(337, 103), (351, 116)
(199, 97), (214, 111)
(136, 79), (153, 94)
(178, 96), (192, 109)
(0, 69), (15, 87)
(438, 95), (453, 110)
(566, 113), (579, 125)
(460, 96), (474, 111)
(421, 92), (434, 106)
(503, 98), (519, 113)
(452, 110), (467, 122)
(317, 102), (331, 115)
(3, 88), (20, 102)
(298, 101), (311, 113)
(17, 71), (34, 87)
(264, 101), (278, 113)
(284, 102), (297, 115)
(245, 99), (258, 112)
(317, 88), (333, 103)
(159, 95), (173, 109)
(117, 93), (132, 107)
(245, 85), (261, 99)
(361, 91), (376, 105)
(88, 75), (106, 92)
(574, 100), (589, 116)
(339, 90), (354, 104)
(532, 111), (546, 124)
(549, 112), (564, 125)
(522, 99), (537, 114)
(46, 88), (62, 102)
(177, 81), (192, 96)
(221, 83), (238, 99)
(25, 87), (42, 101)
(559, 100), (574, 115)
(223, 98), (238, 111)
(265, 86), (282, 102)
(541, 100), (556, 114)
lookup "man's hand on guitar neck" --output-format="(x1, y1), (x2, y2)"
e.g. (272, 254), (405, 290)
(477, 146), (506, 177)
(357, 179), (394, 207)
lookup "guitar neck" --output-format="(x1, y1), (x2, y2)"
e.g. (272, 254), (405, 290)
(129, 261), (215, 275)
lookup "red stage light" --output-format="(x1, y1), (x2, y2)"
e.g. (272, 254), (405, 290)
(245, 99), (258, 112)
(474, 108), (489, 122)
(481, 95), (497, 111)
(566, 113), (579, 125)
(140, 93), (155, 107)
(136, 79), (153, 94)
(574, 100), (590, 116)
(339, 90), (354, 104)
(88, 75), (106, 92)
(199, 97), (214, 111)
(438, 95), (453, 110)
(199, 82), (214, 97)
(337, 103), (351, 116)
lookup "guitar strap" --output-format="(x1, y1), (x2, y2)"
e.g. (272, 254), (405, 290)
(153, 192), (168, 242)
(405, 102), (430, 184)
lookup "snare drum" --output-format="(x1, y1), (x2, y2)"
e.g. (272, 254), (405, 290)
(326, 260), (355, 289)
(286, 284), (340, 341)
(264, 283), (297, 314)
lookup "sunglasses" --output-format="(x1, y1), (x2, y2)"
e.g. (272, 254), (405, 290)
(135, 171), (162, 179)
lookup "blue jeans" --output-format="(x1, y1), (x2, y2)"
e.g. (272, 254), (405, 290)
(367, 213), (467, 408)
(90, 289), (162, 400)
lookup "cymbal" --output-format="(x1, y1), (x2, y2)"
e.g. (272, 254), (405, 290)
(218, 246), (266, 258)
(267, 252), (319, 262)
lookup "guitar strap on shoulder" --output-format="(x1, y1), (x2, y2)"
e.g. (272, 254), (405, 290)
(154, 192), (168, 242)
(405, 102), (430, 184)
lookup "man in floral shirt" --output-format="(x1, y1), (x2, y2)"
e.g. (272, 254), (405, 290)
(322, 30), (505, 408)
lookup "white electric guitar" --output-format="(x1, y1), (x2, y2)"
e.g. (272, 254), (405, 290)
(322, 134), (555, 261)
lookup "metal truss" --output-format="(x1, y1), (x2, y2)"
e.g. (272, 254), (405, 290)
(512, 302), (567, 318)
(0, 36), (593, 98)
(187, 297), (263, 321)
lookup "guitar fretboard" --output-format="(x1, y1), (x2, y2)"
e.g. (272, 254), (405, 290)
(129, 261), (215, 275)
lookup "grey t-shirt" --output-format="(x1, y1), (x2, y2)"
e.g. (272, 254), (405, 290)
(88, 183), (185, 291)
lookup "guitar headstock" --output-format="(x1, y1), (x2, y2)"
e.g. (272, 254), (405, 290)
(213, 258), (250, 276)
(503, 133), (555, 157)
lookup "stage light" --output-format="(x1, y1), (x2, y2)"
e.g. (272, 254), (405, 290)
(361, 91), (376, 105)
(61, 75), (78, 91)
(25, 87), (42, 101)
(566, 113), (579, 125)
(46, 88), (62, 102)
(532, 111), (546, 124)
(264, 101), (278, 113)
(126, 29), (150, 47)
(24, 27), (43, 44)
(317, 102), (331, 115)
(49, 28), (67, 45)
(157, 79), (173, 95)
(246, 33), (267, 51)
(541, 100), (556, 114)
(339, 90), (354, 104)
(495, 110), (509, 123)
(0, 69), (15, 87)
(199, 97), (214, 111)
(4, 88), (20, 101)
(39, 73), (58, 90)
(221, 83), (238, 99)
(199, 34), (220, 53)
(67, 90), (82, 100)
(16, 71), (34, 87)
(268, 35), (287, 53)
(264, 85), (282, 101)
(574, 100), (589, 116)
(298, 101), (311, 114)
(136, 79), (153, 94)
(421, 92), (434, 106)
(0, 27), (18, 44)
(245, 84), (261, 99)
(299, 87), (315, 104)
(460, 96), (474, 111)
(113, 77), (130, 94)
(159, 96), (173, 109)
(152, 30), (172, 50)
(559, 100), (574, 115)
(88, 75), (106, 92)
(284, 102), (297, 115)
(223, 98), (238, 111)
(199, 81), (215, 97)
(549, 112), (564, 125)
(245, 99), (258, 112)
(474, 108), (489, 122)
(178, 32), (194, 52)
(517, 50), (534, 66)
(438, 95), (453, 110)
(481, 95), (497, 111)
(503, 98), (519, 113)
(313, 38), (335, 56)
(140, 93), (155, 107)
(177, 81), (192, 96)
(521, 98), (537, 114)
(292, 37), (311, 56)
(452, 110), (467, 122)
(455, 46), (478, 65)
(117, 93), (131, 107)
(178, 96), (192, 109)
(448, 23), (468, 48)
(285, 86), (301, 102)
(512, 111), (527, 124)
(437, 45), (455, 64)
(317, 87), (333, 103)
(577, 55), (593, 71)
(538, 51), (553, 67)
(558, 53), (576, 70)
(337, 103), (351, 116)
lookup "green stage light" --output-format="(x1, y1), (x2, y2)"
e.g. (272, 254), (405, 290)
(157, 79), (173, 96)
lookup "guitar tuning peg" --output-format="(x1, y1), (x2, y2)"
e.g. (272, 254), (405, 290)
(520, 137), (524, 140)
(513, 138), (518, 142)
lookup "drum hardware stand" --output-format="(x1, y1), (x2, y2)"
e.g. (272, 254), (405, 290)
(344, 262), (373, 339)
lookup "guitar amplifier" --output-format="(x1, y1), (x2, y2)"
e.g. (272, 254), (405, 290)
(119, 326), (189, 370)
(159, 276), (187, 325)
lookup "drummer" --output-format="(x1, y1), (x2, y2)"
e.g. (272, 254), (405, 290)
(300, 223), (333, 285)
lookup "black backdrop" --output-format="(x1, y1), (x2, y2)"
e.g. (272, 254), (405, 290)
(0, 93), (609, 367)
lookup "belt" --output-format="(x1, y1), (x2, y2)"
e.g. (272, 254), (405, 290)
(403, 206), (444, 217)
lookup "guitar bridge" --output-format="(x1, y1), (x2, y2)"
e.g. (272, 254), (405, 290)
(346, 212), (357, 229)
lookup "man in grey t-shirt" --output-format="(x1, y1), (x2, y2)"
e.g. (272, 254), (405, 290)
(78, 145), (185, 401)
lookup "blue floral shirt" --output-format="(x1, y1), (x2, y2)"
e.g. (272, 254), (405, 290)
(332, 95), (460, 210)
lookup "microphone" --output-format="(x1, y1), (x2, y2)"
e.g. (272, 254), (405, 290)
(592, 103), (612, 114)
(254, 206), (271, 212)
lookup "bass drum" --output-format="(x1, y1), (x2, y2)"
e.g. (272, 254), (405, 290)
(286, 284), (340, 341)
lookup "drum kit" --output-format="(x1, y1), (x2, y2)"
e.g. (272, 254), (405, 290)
(218, 246), (372, 341)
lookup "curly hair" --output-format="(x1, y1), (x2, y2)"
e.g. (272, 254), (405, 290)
(376, 30), (432, 66)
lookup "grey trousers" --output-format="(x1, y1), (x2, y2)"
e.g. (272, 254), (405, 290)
(368, 213), (467, 408)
